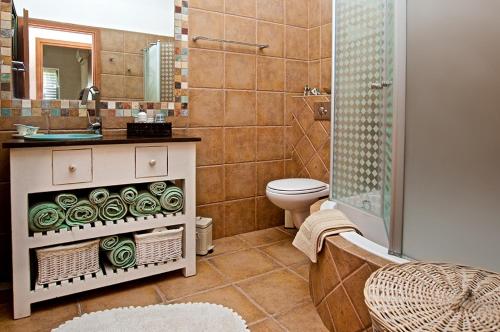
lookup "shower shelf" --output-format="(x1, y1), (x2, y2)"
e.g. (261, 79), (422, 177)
(31, 259), (186, 303)
(291, 94), (332, 98)
(28, 213), (187, 249)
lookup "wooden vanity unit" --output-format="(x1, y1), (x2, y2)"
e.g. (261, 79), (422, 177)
(3, 135), (200, 318)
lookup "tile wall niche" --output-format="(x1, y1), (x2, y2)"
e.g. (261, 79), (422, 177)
(0, 0), (189, 284)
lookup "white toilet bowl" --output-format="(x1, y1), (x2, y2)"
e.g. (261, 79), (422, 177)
(266, 178), (329, 229)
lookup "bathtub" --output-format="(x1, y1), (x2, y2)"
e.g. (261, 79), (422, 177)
(309, 199), (408, 331)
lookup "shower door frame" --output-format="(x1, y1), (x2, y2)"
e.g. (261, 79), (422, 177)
(329, 0), (407, 255)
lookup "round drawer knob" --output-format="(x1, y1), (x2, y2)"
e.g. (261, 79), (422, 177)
(149, 160), (157, 167)
(68, 165), (77, 172)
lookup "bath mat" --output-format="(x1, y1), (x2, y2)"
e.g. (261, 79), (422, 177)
(52, 303), (249, 332)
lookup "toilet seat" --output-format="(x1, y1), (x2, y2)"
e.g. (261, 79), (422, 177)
(267, 178), (328, 195)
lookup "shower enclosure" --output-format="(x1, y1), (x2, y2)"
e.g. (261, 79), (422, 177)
(329, 0), (402, 250)
(143, 41), (175, 102)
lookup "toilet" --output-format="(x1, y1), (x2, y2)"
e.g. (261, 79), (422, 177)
(266, 178), (329, 229)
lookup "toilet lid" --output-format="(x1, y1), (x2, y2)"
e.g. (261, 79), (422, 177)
(267, 178), (328, 194)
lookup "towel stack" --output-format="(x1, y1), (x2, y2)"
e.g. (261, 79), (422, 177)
(28, 181), (185, 233)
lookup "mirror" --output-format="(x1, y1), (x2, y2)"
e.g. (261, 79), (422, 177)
(11, 0), (175, 102)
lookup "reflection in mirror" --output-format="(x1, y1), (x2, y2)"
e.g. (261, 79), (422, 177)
(11, 0), (175, 102)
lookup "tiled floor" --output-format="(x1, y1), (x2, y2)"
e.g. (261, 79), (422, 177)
(0, 227), (327, 331)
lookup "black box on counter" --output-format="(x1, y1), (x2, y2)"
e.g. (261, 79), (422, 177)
(126, 122), (172, 137)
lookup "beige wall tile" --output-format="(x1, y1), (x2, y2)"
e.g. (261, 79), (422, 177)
(224, 199), (257, 236)
(325, 286), (364, 332)
(124, 31), (148, 54)
(256, 92), (284, 126)
(187, 127), (224, 166)
(321, 0), (333, 25)
(189, 89), (224, 127)
(124, 54), (143, 76)
(257, 56), (285, 91)
(321, 23), (332, 59)
(257, 21), (284, 58)
(189, 49), (224, 88)
(306, 153), (327, 181)
(225, 127), (256, 163)
(309, 27), (321, 61)
(256, 196), (285, 229)
(286, 26), (308, 60)
(124, 76), (144, 100)
(100, 29), (124, 52)
(285, 60), (308, 93)
(196, 166), (225, 205)
(190, 0), (224, 12)
(189, 9), (224, 50)
(295, 136), (315, 164)
(101, 74), (125, 99)
(225, 163), (257, 200)
(225, 0), (256, 18)
(101, 52), (124, 75)
(321, 58), (332, 92)
(256, 0), (284, 24)
(256, 160), (284, 195)
(309, 0), (321, 28)
(225, 53), (256, 90)
(225, 90), (256, 126)
(307, 121), (329, 150)
(285, 0), (309, 28)
(308, 60), (321, 89)
(257, 127), (284, 161)
(225, 15), (256, 54)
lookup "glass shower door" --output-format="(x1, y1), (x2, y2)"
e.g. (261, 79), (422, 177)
(332, 0), (394, 230)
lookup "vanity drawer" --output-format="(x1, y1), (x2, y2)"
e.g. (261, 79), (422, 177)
(135, 146), (168, 178)
(52, 149), (93, 185)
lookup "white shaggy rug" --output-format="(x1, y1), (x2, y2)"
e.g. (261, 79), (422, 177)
(53, 303), (249, 332)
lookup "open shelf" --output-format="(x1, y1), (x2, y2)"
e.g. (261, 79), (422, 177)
(31, 259), (186, 303)
(28, 212), (187, 249)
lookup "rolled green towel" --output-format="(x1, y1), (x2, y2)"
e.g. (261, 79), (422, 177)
(148, 182), (167, 196)
(66, 199), (98, 226)
(54, 193), (78, 210)
(28, 202), (66, 232)
(100, 235), (120, 251)
(89, 188), (110, 206)
(99, 194), (127, 221)
(120, 186), (138, 205)
(129, 191), (161, 217)
(105, 238), (136, 269)
(159, 184), (184, 213)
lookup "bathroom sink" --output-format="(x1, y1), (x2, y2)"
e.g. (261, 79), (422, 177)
(24, 134), (103, 141)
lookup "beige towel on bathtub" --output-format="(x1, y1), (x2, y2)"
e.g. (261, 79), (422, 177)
(292, 209), (361, 263)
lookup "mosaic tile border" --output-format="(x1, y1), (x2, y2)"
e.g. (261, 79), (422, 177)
(0, 0), (189, 117)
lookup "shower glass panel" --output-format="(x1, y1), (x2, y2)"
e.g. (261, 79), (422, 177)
(332, 0), (394, 230)
(144, 41), (175, 102)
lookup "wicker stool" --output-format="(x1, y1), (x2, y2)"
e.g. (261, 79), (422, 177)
(364, 262), (500, 331)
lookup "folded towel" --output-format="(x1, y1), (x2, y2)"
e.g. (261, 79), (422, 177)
(104, 237), (136, 269)
(120, 186), (138, 205)
(99, 194), (127, 221)
(159, 183), (184, 214)
(65, 199), (99, 226)
(89, 188), (110, 206)
(148, 182), (167, 196)
(129, 191), (161, 217)
(100, 236), (120, 251)
(292, 209), (361, 263)
(54, 193), (78, 210)
(28, 202), (66, 232)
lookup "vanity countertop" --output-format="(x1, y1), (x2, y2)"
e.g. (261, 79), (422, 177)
(2, 134), (201, 148)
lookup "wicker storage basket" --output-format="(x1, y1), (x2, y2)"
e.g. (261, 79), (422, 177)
(36, 239), (100, 285)
(364, 262), (500, 332)
(134, 227), (183, 265)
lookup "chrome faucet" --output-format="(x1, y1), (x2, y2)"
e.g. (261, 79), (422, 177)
(80, 85), (102, 134)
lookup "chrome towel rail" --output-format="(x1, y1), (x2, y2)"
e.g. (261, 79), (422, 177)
(192, 35), (269, 49)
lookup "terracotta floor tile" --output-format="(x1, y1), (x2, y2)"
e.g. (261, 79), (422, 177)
(238, 228), (291, 247)
(206, 236), (249, 258)
(79, 281), (163, 313)
(249, 318), (285, 331)
(174, 285), (266, 325)
(291, 263), (310, 281)
(0, 299), (79, 332)
(260, 239), (309, 266)
(238, 270), (310, 315)
(209, 249), (280, 282)
(276, 302), (328, 332)
(156, 261), (227, 300)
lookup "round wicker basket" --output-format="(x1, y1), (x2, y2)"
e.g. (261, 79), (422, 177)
(364, 262), (500, 332)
